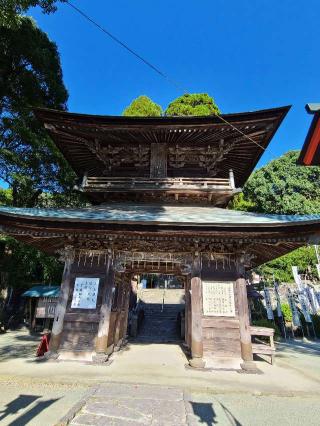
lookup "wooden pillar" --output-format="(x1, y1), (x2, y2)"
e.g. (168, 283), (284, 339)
(95, 252), (115, 358)
(184, 277), (191, 348)
(189, 256), (205, 368)
(114, 274), (126, 348)
(120, 275), (131, 341)
(49, 246), (75, 354)
(236, 276), (256, 371)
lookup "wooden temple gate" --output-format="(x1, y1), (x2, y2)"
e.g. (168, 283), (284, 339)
(1, 104), (320, 371)
(47, 245), (256, 370)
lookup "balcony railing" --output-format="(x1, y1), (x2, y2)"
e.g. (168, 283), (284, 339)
(80, 175), (237, 193)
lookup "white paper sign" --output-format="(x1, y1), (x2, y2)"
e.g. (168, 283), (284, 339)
(292, 266), (304, 291)
(298, 292), (312, 323)
(71, 277), (100, 309)
(264, 288), (274, 320)
(202, 281), (235, 317)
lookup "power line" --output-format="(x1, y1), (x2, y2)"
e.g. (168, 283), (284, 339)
(215, 114), (265, 150)
(64, 0), (265, 151)
(65, 1), (186, 93)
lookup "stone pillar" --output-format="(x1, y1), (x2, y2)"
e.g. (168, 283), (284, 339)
(189, 256), (205, 368)
(236, 276), (257, 371)
(95, 252), (115, 360)
(48, 246), (75, 355)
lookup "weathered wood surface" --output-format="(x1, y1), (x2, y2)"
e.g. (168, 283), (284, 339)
(190, 275), (204, 363)
(35, 105), (290, 191)
(150, 143), (168, 178)
(64, 313), (100, 323)
(236, 277), (253, 362)
(107, 312), (117, 347)
(202, 317), (240, 329)
(250, 325), (275, 336)
(49, 248), (74, 353)
(95, 257), (115, 353)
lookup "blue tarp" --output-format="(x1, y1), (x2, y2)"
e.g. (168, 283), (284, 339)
(22, 285), (60, 298)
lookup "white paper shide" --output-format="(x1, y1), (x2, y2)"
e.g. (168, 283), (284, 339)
(71, 277), (100, 309)
(202, 281), (235, 317)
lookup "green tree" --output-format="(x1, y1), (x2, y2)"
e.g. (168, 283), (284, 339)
(0, 236), (63, 288)
(242, 151), (320, 215)
(122, 96), (163, 117)
(230, 151), (320, 281)
(165, 93), (220, 116)
(228, 192), (257, 212)
(257, 246), (318, 282)
(0, 0), (62, 28)
(0, 17), (77, 207)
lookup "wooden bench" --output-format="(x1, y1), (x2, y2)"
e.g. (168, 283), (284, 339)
(250, 325), (275, 365)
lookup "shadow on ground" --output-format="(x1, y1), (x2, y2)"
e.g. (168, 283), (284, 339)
(0, 394), (59, 425)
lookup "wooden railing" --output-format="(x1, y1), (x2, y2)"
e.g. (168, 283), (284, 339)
(81, 176), (235, 193)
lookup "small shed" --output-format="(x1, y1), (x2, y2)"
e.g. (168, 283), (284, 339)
(22, 285), (60, 332)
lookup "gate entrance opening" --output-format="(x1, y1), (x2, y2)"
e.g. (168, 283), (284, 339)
(132, 275), (185, 343)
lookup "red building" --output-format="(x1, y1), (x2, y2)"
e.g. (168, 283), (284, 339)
(298, 103), (320, 166)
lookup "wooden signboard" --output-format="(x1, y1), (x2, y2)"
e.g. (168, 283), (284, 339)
(202, 281), (235, 317)
(71, 277), (100, 309)
(35, 297), (57, 318)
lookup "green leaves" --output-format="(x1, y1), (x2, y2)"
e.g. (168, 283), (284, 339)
(243, 151), (320, 215)
(123, 93), (220, 118)
(0, 235), (63, 288)
(165, 93), (220, 116)
(0, 1), (63, 28)
(122, 96), (163, 117)
(0, 16), (75, 207)
(231, 151), (320, 281)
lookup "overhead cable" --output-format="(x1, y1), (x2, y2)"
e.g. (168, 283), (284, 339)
(65, 0), (265, 151)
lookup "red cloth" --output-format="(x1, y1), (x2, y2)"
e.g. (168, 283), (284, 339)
(36, 333), (50, 357)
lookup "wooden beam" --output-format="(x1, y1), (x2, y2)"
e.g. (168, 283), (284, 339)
(236, 277), (257, 371)
(95, 253), (115, 359)
(48, 246), (75, 355)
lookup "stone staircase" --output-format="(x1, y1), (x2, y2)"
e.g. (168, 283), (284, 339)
(135, 289), (185, 343)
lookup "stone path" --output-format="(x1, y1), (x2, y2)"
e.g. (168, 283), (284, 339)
(70, 383), (188, 425)
(67, 382), (320, 426)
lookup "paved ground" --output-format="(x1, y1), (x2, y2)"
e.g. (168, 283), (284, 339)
(69, 382), (320, 426)
(0, 330), (320, 425)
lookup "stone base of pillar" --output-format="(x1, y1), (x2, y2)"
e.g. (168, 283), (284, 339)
(113, 339), (123, 352)
(44, 350), (59, 360)
(240, 360), (260, 373)
(92, 353), (109, 363)
(189, 357), (206, 368)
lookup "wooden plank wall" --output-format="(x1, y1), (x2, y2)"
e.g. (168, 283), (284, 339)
(59, 259), (106, 353)
(58, 259), (131, 358)
(200, 269), (242, 361)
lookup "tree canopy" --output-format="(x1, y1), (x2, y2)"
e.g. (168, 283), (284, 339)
(0, 16), (77, 207)
(0, 0), (62, 28)
(230, 150), (320, 281)
(165, 93), (220, 116)
(240, 151), (320, 215)
(122, 96), (163, 117)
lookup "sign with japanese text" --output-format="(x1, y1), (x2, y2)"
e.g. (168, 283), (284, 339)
(71, 277), (100, 309)
(202, 281), (235, 317)
(35, 297), (57, 318)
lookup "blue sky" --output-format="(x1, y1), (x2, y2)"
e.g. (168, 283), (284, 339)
(5, 0), (320, 188)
